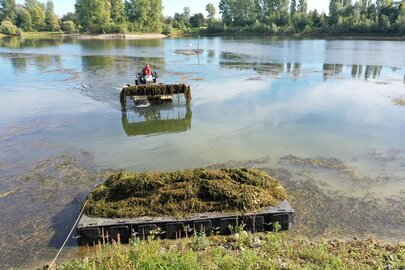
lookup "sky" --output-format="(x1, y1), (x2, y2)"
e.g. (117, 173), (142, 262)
(16, 0), (330, 17)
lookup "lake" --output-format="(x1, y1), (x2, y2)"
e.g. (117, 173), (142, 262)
(0, 36), (404, 268)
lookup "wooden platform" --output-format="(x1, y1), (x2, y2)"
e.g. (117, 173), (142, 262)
(75, 200), (294, 246)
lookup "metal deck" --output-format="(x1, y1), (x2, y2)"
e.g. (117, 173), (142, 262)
(76, 200), (294, 245)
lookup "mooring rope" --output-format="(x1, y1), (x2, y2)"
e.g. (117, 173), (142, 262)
(48, 199), (88, 269)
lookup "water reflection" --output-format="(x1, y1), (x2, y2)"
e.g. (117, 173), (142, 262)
(218, 51), (403, 81)
(1, 52), (63, 73)
(10, 57), (28, 72)
(80, 55), (165, 72)
(121, 105), (192, 136)
(0, 36), (65, 48)
(79, 38), (164, 50)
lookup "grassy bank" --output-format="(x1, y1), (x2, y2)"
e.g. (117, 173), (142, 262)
(20, 31), (66, 37)
(61, 231), (404, 270)
(168, 27), (405, 40)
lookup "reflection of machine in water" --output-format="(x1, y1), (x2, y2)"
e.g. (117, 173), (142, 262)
(122, 105), (192, 136)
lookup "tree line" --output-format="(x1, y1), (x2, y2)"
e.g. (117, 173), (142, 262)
(1, 0), (404, 35)
(0, 0), (163, 34)
(209, 0), (405, 34)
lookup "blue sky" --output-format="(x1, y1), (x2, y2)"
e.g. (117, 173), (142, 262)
(16, 0), (330, 17)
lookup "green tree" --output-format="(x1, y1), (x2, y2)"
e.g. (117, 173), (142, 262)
(400, 1), (405, 16)
(110, 0), (125, 24)
(359, 0), (368, 14)
(0, 0), (17, 23)
(189, 13), (205, 27)
(75, 0), (111, 33)
(125, 0), (162, 33)
(45, 0), (59, 31)
(183, 6), (191, 20)
(297, 0), (307, 13)
(15, 6), (32, 30)
(219, 0), (232, 25)
(206, 3), (216, 19)
(61, 20), (76, 33)
(220, 0), (261, 26)
(376, 0), (385, 14)
(259, 0), (289, 14)
(25, 0), (46, 30)
(290, 0), (297, 15)
(329, 0), (337, 16)
(61, 12), (76, 22)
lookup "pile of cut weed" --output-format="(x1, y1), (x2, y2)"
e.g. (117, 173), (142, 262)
(84, 168), (286, 218)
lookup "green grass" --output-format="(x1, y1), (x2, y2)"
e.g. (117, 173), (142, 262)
(170, 27), (207, 36)
(21, 31), (65, 37)
(61, 232), (405, 270)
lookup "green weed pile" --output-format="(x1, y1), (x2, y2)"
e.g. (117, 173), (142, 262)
(120, 84), (191, 109)
(84, 168), (286, 218)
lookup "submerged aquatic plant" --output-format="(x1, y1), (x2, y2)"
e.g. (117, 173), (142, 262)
(84, 168), (287, 219)
(280, 155), (358, 179)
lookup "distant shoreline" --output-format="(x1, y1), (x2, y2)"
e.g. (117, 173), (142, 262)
(74, 33), (167, 40)
(198, 31), (405, 41)
(1, 31), (404, 41)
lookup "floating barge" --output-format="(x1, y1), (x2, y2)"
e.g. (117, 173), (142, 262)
(120, 84), (192, 110)
(76, 200), (294, 246)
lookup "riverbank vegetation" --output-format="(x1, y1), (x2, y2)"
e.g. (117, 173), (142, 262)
(61, 232), (405, 270)
(1, 0), (404, 36)
(205, 0), (405, 35)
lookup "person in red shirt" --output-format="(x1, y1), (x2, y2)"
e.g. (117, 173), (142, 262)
(142, 64), (152, 76)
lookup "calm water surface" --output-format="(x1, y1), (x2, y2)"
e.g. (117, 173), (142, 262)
(0, 36), (404, 268)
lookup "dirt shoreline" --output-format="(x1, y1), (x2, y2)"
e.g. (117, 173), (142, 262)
(74, 33), (167, 40)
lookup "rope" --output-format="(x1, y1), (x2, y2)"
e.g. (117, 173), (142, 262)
(48, 199), (88, 269)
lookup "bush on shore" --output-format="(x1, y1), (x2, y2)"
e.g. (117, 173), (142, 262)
(0, 20), (20, 35)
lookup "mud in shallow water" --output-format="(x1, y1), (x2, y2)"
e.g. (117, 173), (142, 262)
(210, 158), (405, 242)
(0, 151), (110, 269)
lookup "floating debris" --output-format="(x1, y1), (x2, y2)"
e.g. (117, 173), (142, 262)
(207, 156), (271, 169)
(245, 76), (263, 81)
(368, 148), (404, 162)
(393, 97), (405, 106)
(44, 68), (80, 81)
(175, 49), (204, 55)
(0, 190), (19, 199)
(84, 168), (287, 219)
(280, 155), (358, 179)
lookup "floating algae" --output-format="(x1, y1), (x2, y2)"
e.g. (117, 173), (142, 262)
(0, 190), (19, 199)
(84, 168), (287, 219)
(393, 97), (405, 106)
(280, 155), (358, 179)
(264, 167), (405, 240)
(175, 49), (204, 55)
